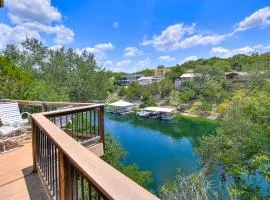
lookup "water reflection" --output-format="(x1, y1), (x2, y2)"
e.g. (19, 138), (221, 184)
(104, 113), (218, 190)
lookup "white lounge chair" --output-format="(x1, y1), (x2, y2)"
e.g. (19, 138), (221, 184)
(0, 102), (31, 128)
(0, 102), (31, 152)
(0, 125), (27, 152)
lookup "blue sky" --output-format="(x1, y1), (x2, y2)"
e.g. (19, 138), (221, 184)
(0, 0), (270, 72)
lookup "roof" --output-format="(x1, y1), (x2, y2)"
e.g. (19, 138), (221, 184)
(180, 73), (200, 78)
(137, 76), (153, 80)
(108, 100), (134, 107)
(142, 107), (176, 113)
(225, 72), (250, 76)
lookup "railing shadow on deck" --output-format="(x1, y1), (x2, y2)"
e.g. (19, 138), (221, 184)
(22, 166), (50, 200)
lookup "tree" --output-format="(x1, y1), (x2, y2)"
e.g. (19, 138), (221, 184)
(0, 56), (34, 99)
(159, 169), (228, 200)
(199, 82), (270, 199)
(2, 38), (113, 102)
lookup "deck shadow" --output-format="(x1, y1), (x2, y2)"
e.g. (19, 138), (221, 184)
(22, 167), (49, 200)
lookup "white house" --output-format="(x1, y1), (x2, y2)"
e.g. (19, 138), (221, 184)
(137, 76), (163, 85)
(174, 73), (200, 89)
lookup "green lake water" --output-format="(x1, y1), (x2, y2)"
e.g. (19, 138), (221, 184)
(104, 113), (218, 191)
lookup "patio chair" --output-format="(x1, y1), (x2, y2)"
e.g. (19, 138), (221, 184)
(0, 124), (27, 153)
(0, 102), (31, 152)
(0, 102), (31, 128)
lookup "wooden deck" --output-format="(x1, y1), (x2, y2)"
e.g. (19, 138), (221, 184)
(0, 139), (49, 200)
(0, 137), (104, 200)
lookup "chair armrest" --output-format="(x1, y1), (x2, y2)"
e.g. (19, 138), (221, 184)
(21, 112), (31, 119)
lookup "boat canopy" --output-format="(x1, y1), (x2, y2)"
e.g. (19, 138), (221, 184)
(108, 100), (134, 107)
(142, 107), (176, 113)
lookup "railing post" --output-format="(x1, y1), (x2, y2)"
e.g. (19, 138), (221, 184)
(32, 117), (37, 173)
(42, 103), (47, 112)
(98, 106), (105, 149)
(59, 151), (71, 200)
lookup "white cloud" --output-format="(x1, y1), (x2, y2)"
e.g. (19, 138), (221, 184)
(172, 34), (226, 50)
(210, 46), (255, 58)
(140, 23), (195, 51)
(49, 44), (63, 51)
(135, 58), (151, 69)
(22, 22), (74, 44)
(124, 47), (141, 57)
(210, 47), (231, 58)
(140, 23), (228, 51)
(6, 0), (62, 24)
(181, 56), (199, 64)
(115, 59), (132, 67)
(75, 43), (115, 60)
(234, 7), (270, 32)
(159, 55), (176, 62)
(0, 23), (41, 50)
(0, 0), (74, 51)
(112, 22), (119, 29)
(253, 44), (270, 52)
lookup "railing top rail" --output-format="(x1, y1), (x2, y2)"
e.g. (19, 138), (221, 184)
(32, 113), (158, 200)
(43, 104), (104, 117)
(0, 99), (95, 107)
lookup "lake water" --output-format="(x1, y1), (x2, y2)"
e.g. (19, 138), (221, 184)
(104, 113), (218, 191)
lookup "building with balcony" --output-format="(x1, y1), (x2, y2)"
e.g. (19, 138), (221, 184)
(174, 72), (201, 89)
(137, 76), (163, 85)
(120, 74), (143, 86)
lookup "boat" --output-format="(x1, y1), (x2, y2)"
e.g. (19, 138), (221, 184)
(161, 114), (175, 121)
(140, 107), (176, 120)
(108, 100), (136, 115)
(119, 110), (134, 115)
(148, 112), (161, 119)
(137, 110), (151, 118)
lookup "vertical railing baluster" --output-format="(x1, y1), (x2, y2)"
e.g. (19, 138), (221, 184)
(94, 109), (96, 136)
(55, 146), (59, 200)
(90, 110), (92, 137)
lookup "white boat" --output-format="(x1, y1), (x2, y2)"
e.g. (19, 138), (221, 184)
(137, 111), (151, 117)
(119, 110), (134, 115)
(108, 100), (135, 115)
(161, 115), (175, 121)
(148, 112), (161, 119)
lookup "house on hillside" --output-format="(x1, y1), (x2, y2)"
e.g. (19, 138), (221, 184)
(120, 74), (143, 86)
(225, 72), (251, 82)
(138, 76), (163, 85)
(174, 72), (200, 89)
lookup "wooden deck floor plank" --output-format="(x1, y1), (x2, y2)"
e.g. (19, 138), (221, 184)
(0, 141), (49, 200)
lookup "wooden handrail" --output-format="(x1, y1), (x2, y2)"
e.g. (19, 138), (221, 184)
(32, 113), (158, 200)
(42, 104), (104, 117)
(0, 99), (94, 107)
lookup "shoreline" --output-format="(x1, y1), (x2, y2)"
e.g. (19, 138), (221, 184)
(177, 112), (219, 120)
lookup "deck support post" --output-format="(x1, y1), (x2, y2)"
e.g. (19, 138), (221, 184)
(41, 103), (47, 112)
(98, 106), (105, 149)
(32, 118), (37, 173)
(59, 151), (71, 200)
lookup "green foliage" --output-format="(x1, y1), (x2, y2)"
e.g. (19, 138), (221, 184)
(159, 169), (227, 200)
(179, 89), (196, 102)
(159, 79), (174, 98)
(103, 134), (153, 189)
(141, 69), (154, 76)
(199, 81), (270, 199)
(0, 56), (34, 99)
(27, 81), (69, 101)
(118, 87), (127, 96)
(198, 102), (212, 115)
(2, 38), (112, 102)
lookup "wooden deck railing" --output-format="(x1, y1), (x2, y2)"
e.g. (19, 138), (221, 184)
(1, 100), (158, 200)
